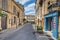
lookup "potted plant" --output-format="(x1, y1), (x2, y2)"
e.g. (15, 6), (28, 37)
(37, 26), (43, 34)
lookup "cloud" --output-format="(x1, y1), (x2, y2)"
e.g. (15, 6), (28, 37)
(25, 9), (35, 15)
(27, 3), (35, 7)
(15, 0), (35, 15)
(25, 6), (34, 12)
(24, 0), (35, 7)
(25, 3), (35, 15)
(15, 0), (30, 5)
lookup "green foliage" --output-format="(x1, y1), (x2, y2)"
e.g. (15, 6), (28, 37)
(37, 26), (43, 30)
(0, 10), (7, 17)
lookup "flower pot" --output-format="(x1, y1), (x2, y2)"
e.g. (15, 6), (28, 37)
(37, 30), (43, 34)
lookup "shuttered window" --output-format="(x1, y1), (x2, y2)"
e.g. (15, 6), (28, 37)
(17, 10), (20, 18)
(2, 0), (8, 10)
(13, 6), (16, 14)
(14, 16), (16, 23)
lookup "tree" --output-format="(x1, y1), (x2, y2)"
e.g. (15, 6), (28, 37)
(0, 10), (7, 17)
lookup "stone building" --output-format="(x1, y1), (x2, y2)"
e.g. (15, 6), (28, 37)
(35, 0), (42, 26)
(35, 0), (60, 39)
(25, 15), (35, 23)
(0, 0), (24, 30)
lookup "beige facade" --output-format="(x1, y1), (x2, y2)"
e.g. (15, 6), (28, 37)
(35, 0), (42, 26)
(0, 0), (24, 30)
(25, 15), (35, 22)
(35, 0), (57, 26)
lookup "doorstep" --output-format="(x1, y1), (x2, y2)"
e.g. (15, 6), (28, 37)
(44, 31), (56, 40)
(45, 31), (52, 36)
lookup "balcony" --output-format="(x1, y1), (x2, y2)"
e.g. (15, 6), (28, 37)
(48, 2), (60, 13)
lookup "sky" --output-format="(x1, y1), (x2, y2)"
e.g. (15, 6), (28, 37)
(15, 0), (35, 15)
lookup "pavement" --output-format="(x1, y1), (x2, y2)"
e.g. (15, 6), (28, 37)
(2, 23), (37, 40)
(0, 25), (24, 40)
(35, 33), (50, 40)
(0, 23), (53, 40)
(32, 24), (54, 40)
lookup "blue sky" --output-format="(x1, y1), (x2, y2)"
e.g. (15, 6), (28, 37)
(15, 0), (35, 15)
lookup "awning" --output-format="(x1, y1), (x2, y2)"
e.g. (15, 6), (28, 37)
(44, 11), (58, 18)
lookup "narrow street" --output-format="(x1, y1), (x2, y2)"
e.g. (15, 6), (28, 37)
(2, 23), (50, 40)
(0, 0), (59, 40)
(3, 23), (37, 40)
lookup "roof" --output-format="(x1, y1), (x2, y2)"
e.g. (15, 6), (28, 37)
(12, 0), (24, 11)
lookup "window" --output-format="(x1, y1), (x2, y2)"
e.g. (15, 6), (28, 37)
(19, 19), (20, 23)
(39, 0), (43, 6)
(14, 17), (16, 23)
(11, 16), (16, 25)
(2, 0), (8, 10)
(48, 1), (50, 6)
(9, 19), (10, 24)
(17, 10), (20, 18)
(56, 0), (59, 2)
(13, 6), (16, 14)
(17, 12), (20, 18)
(11, 17), (14, 25)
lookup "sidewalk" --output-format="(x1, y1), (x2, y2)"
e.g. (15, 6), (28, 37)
(32, 24), (54, 40)
(3, 23), (37, 40)
(0, 25), (24, 40)
(35, 33), (49, 40)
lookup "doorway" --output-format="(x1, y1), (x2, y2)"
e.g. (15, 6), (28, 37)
(1, 16), (7, 30)
(48, 18), (52, 31)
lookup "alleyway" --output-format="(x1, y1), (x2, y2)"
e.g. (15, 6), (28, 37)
(1, 23), (50, 40)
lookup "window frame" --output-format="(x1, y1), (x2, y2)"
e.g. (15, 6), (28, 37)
(13, 6), (16, 14)
(2, 0), (8, 10)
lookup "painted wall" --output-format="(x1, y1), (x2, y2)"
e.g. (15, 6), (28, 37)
(44, 11), (58, 38)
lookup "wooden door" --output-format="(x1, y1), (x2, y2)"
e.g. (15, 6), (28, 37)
(1, 16), (7, 30)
